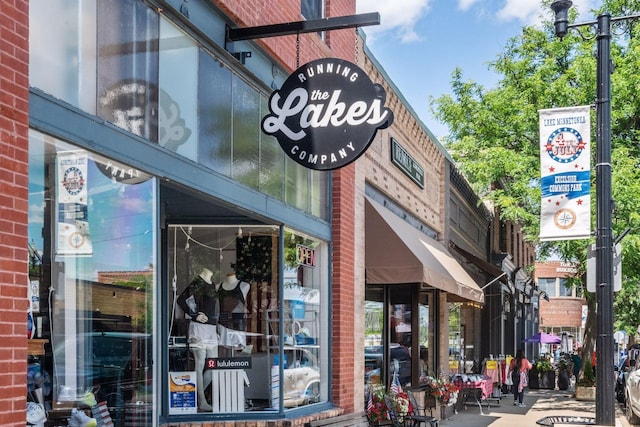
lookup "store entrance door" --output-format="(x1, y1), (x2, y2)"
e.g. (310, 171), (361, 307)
(364, 285), (437, 390)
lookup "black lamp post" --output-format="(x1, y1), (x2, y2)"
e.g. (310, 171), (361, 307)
(550, 1), (639, 425)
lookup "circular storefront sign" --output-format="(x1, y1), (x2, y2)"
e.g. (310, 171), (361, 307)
(262, 58), (394, 171)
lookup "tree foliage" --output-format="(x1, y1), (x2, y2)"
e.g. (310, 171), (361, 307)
(431, 0), (640, 338)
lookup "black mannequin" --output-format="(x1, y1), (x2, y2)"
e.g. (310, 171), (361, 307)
(176, 268), (218, 411)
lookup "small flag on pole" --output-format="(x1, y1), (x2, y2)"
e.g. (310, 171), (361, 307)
(390, 371), (402, 395)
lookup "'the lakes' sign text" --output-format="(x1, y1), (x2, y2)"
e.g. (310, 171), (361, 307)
(262, 58), (394, 171)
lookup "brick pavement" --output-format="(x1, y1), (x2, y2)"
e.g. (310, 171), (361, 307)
(437, 388), (628, 427)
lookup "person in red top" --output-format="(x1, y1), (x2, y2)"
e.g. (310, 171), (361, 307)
(510, 349), (533, 408)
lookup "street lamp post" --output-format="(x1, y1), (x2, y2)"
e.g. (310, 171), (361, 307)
(551, 1), (639, 425)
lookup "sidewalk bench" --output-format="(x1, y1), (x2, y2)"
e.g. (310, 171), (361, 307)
(536, 415), (596, 426)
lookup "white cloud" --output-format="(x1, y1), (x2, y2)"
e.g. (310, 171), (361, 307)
(496, 0), (541, 25)
(497, 0), (600, 26)
(458, 0), (481, 12)
(356, 0), (432, 43)
(356, 0), (601, 43)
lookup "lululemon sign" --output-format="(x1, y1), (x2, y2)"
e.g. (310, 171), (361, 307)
(262, 58), (394, 170)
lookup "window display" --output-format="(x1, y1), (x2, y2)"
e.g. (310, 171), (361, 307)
(28, 130), (156, 427)
(167, 226), (327, 414)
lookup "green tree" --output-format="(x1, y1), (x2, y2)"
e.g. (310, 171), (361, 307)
(431, 0), (640, 354)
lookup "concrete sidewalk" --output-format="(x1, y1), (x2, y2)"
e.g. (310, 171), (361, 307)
(436, 388), (628, 427)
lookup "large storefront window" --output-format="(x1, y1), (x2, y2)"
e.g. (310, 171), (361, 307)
(364, 286), (436, 390)
(167, 226), (327, 414)
(28, 129), (157, 426)
(29, 0), (328, 220)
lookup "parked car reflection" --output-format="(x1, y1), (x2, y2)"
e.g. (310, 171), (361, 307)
(281, 347), (320, 407)
(624, 345), (640, 423)
(52, 332), (152, 426)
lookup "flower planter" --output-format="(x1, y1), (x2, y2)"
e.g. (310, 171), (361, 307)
(425, 395), (437, 409)
(557, 369), (570, 390)
(539, 370), (556, 390)
(575, 386), (596, 401)
(439, 404), (456, 420)
(528, 367), (539, 389)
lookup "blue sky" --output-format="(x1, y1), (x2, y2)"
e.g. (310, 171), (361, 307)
(356, 0), (600, 139)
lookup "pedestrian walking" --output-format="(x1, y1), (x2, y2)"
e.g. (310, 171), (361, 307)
(510, 349), (532, 408)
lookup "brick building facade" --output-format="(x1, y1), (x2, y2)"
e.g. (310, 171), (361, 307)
(3, 1), (537, 426)
(535, 261), (585, 346)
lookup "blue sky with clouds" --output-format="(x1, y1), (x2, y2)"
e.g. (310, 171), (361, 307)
(356, 0), (600, 138)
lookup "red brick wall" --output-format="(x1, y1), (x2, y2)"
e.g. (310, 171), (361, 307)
(539, 298), (584, 327)
(0, 0), (30, 425)
(213, 0), (358, 412)
(213, 0), (356, 71)
(535, 261), (584, 328)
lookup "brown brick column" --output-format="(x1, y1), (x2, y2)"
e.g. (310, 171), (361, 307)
(331, 164), (357, 412)
(0, 0), (30, 425)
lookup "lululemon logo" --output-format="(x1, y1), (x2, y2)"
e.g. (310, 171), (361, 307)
(262, 58), (393, 171)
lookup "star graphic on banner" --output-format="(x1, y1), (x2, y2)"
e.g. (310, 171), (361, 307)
(577, 199), (583, 205)
(545, 141), (555, 152)
(556, 201), (561, 206)
(549, 166), (555, 173)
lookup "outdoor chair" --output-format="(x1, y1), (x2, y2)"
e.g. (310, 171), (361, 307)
(405, 391), (439, 427)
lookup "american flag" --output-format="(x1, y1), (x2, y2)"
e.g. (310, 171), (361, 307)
(390, 372), (403, 395)
(367, 390), (374, 412)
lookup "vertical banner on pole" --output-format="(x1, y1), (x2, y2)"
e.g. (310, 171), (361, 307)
(539, 106), (591, 241)
(56, 150), (93, 256)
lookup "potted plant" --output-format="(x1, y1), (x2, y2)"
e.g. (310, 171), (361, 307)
(422, 378), (439, 409)
(365, 385), (411, 426)
(557, 353), (571, 391)
(366, 385), (391, 426)
(528, 362), (539, 389)
(536, 358), (556, 389)
(422, 377), (458, 420)
(575, 360), (596, 401)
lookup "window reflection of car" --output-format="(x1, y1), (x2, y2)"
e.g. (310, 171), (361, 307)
(282, 347), (320, 407)
(365, 345), (383, 371)
(52, 332), (152, 410)
(365, 345), (383, 384)
(390, 343), (411, 385)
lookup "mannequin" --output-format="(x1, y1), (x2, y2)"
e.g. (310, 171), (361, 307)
(218, 272), (250, 331)
(177, 268), (218, 411)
